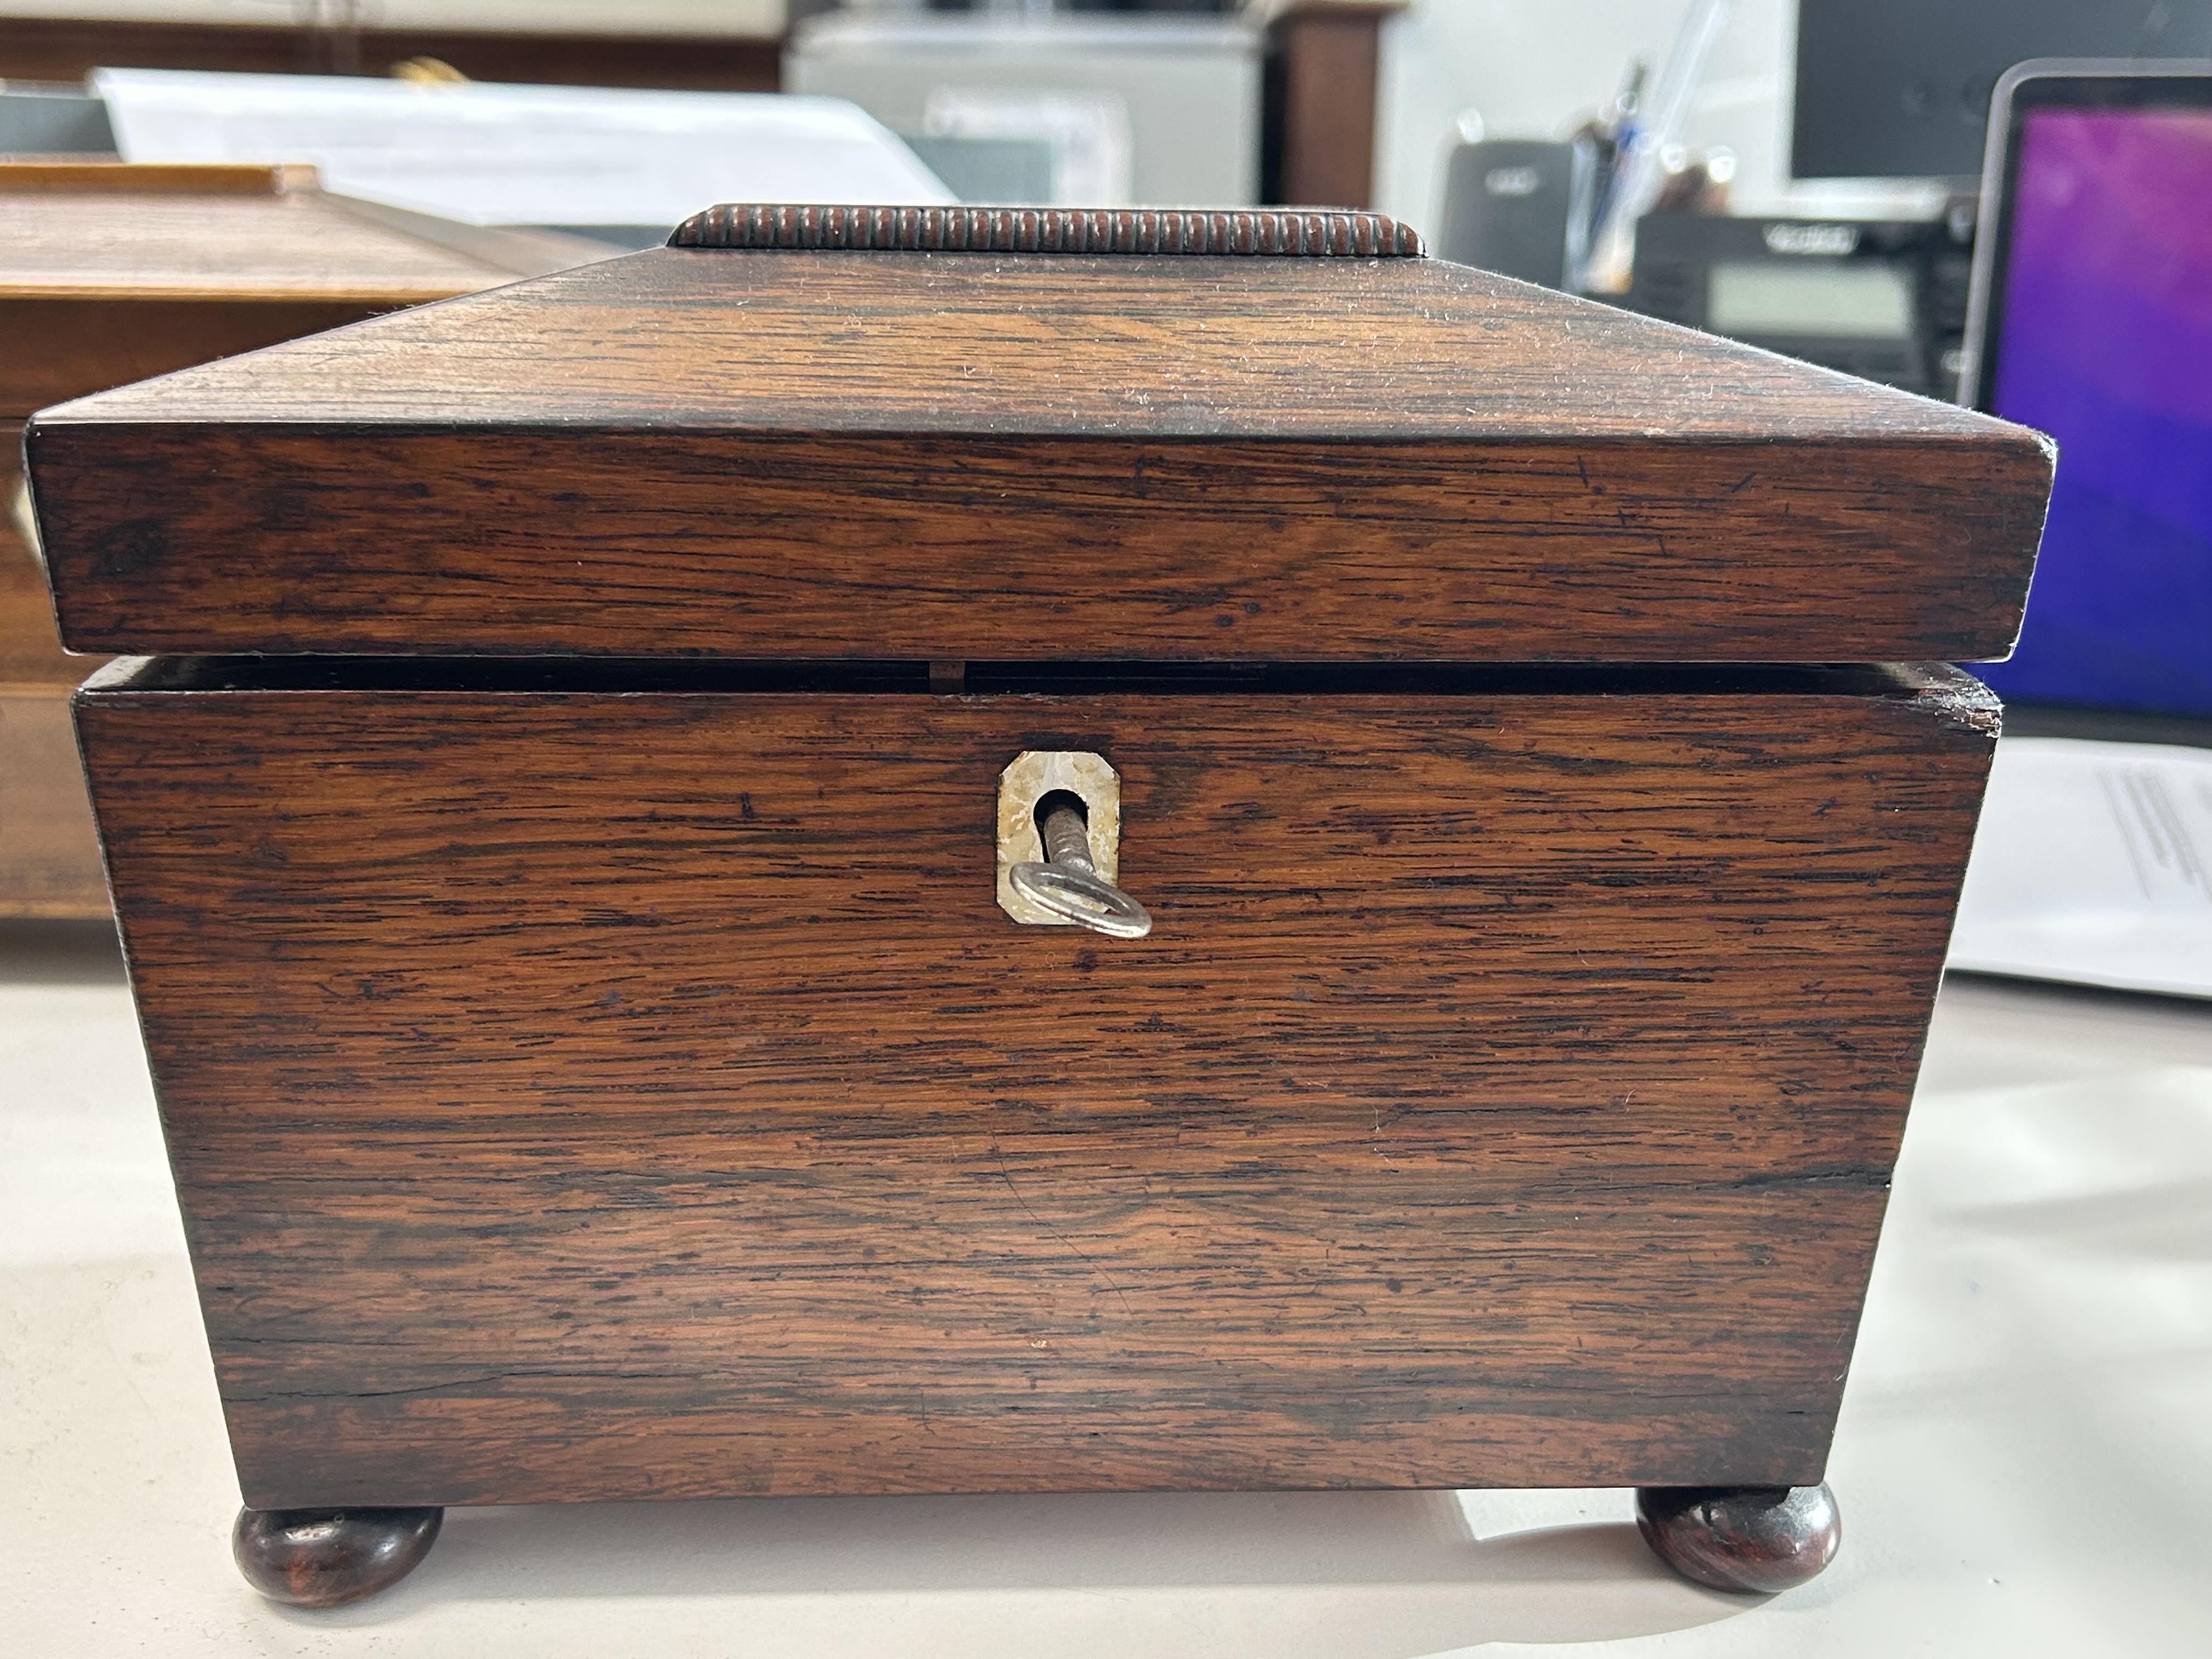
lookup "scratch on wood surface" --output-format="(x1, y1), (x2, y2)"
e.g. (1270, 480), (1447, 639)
(995, 1143), (1138, 1317)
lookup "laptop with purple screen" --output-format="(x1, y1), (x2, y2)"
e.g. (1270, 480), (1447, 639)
(1961, 62), (2212, 716)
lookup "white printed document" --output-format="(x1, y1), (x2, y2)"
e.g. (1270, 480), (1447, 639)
(1949, 737), (2212, 1000)
(94, 68), (953, 229)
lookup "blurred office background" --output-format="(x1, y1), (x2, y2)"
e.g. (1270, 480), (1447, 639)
(9, 1), (2185, 219)
(2, 19), (2209, 1647)
(2, 3), (2202, 236)
(4, 0), (2211, 975)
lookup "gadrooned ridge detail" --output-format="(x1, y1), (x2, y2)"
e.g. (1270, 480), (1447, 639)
(668, 204), (1425, 257)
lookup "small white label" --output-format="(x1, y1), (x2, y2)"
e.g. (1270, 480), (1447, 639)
(1483, 166), (1542, 198)
(1761, 222), (1860, 257)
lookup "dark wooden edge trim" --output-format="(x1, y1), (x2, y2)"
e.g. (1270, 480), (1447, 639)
(669, 204), (1425, 257)
(0, 15), (781, 91)
(75, 656), (1992, 706)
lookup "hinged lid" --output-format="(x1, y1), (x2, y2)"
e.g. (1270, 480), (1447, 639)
(27, 204), (2051, 663)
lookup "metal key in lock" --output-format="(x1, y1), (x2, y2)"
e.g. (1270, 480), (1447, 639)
(1009, 796), (1153, 939)
(995, 751), (1152, 940)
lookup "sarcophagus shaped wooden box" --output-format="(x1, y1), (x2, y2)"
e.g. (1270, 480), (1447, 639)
(28, 207), (2050, 1606)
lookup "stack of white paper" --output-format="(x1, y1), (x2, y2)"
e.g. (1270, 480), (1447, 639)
(93, 67), (953, 229)
(1949, 737), (2212, 1000)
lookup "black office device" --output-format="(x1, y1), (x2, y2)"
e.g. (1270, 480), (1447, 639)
(1792, 0), (2212, 181)
(1436, 138), (1594, 290)
(1620, 212), (1972, 395)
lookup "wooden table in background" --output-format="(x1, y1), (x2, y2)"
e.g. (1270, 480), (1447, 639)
(0, 11), (780, 91)
(1, 160), (605, 918)
(1262, 0), (1404, 211)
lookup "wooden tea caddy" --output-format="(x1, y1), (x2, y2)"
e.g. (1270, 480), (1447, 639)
(26, 206), (2050, 1608)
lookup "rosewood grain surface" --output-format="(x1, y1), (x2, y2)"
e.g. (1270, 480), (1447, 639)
(78, 663), (1995, 1508)
(28, 247), (2052, 663)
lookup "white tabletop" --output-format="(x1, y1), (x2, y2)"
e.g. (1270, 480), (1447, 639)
(4, 927), (2209, 1656)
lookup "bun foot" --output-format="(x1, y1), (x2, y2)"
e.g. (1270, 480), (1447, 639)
(1635, 1482), (1839, 1594)
(232, 1505), (443, 1607)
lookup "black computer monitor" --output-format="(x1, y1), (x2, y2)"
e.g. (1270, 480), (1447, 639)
(1792, 0), (2212, 181)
